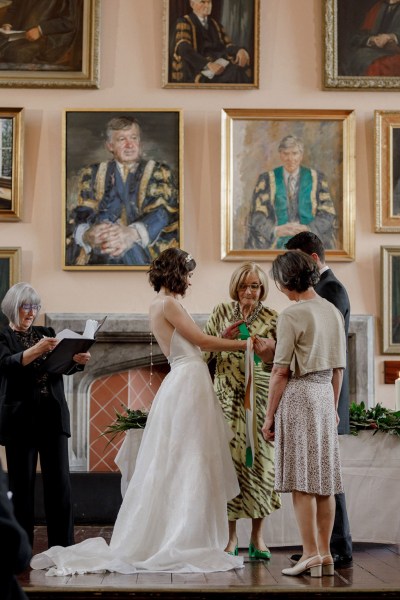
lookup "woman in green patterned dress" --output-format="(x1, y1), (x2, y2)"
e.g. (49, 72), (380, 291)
(204, 262), (281, 559)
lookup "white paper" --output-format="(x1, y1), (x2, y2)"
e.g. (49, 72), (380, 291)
(56, 328), (83, 340)
(0, 28), (25, 41)
(201, 57), (229, 79)
(56, 317), (106, 341)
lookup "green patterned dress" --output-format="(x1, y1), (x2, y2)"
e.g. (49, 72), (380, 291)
(204, 302), (281, 520)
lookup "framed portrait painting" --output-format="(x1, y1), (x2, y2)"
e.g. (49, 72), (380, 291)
(0, 107), (23, 222)
(381, 245), (400, 353)
(0, 247), (21, 330)
(375, 110), (400, 231)
(63, 109), (183, 271)
(0, 0), (99, 89)
(162, 0), (259, 89)
(221, 108), (356, 262)
(324, 0), (400, 90)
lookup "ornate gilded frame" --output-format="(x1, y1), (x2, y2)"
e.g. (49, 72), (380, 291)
(221, 108), (356, 261)
(381, 245), (400, 354)
(0, 247), (21, 329)
(0, 107), (23, 222)
(0, 0), (99, 89)
(162, 0), (259, 89)
(375, 110), (400, 232)
(62, 108), (184, 271)
(324, 0), (400, 90)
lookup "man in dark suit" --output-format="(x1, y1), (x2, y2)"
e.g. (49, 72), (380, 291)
(0, 461), (31, 600)
(285, 231), (352, 568)
(171, 0), (251, 84)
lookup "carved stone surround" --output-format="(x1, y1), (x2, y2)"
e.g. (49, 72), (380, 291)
(46, 313), (375, 472)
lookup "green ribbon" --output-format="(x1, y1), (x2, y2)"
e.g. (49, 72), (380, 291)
(238, 323), (261, 364)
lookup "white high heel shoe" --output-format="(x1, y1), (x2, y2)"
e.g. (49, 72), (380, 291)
(282, 554), (322, 577)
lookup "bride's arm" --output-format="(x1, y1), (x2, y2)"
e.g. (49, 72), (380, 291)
(163, 297), (247, 352)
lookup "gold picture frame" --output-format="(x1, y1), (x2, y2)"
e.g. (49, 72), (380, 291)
(63, 109), (183, 271)
(375, 110), (400, 232)
(162, 0), (259, 89)
(0, 0), (99, 89)
(381, 245), (400, 354)
(324, 0), (400, 90)
(0, 246), (21, 329)
(221, 108), (356, 261)
(0, 107), (24, 222)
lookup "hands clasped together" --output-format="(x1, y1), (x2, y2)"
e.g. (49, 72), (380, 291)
(84, 222), (140, 258)
(221, 319), (276, 442)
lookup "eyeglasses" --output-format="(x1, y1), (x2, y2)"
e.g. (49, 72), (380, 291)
(238, 283), (261, 291)
(20, 304), (41, 312)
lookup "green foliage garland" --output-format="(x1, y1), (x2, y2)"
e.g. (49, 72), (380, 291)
(349, 401), (400, 437)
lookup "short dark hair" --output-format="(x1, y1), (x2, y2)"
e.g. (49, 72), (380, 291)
(271, 250), (320, 293)
(285, 231), (325, 262)
(148, 248), (196, 296)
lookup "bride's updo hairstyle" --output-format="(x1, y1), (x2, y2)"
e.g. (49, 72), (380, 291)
(148, 248), (197, 296)
(271, 250), (320, 293)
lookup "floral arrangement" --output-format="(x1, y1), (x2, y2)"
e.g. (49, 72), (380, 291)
(349, 401), (400, 437)
(103, 406), (148, 445)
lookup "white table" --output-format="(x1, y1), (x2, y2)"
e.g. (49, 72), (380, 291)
(238, 431), (400, 546)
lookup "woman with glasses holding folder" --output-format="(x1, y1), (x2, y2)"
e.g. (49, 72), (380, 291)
(0, 282), (91, 550)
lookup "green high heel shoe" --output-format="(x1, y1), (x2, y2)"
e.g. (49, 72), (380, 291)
(227, 545), (239, 556)
(249, 542), (271, 560)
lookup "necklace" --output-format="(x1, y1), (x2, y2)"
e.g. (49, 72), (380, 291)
(232, 301), (263, 327)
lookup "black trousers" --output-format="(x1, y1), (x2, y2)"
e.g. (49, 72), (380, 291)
(5, 431), (74, 549)
(330, 492), (352, 557)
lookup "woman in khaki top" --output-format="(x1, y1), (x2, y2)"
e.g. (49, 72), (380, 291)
(262, 250), (346, 578)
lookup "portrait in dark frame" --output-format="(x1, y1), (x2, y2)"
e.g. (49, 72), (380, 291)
(163, 0), (259, 88)
(0, 0), (99, 88)
(392, 128), (400, 216)
(337, 0), (400, 77)
(324, 0), (400, 89)
(0, 248), (21, 331)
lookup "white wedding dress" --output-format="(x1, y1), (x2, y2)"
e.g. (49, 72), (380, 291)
(31, 329), (244, 575)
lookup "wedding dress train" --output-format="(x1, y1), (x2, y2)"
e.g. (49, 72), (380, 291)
(31, 330), (244, 575)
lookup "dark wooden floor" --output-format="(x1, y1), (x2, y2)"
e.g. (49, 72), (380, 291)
(19, 526), (400, 599)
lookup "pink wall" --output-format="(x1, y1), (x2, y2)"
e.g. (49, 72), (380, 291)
(0, 0), (398, 407)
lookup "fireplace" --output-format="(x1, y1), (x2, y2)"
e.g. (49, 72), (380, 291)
(45, 313), (375, 473)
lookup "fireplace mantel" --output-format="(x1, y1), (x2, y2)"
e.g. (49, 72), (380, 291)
(45, 313), (375, 471)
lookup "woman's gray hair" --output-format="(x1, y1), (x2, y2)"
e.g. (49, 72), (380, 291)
(229, 262), (269, 302)
(1, 282), (41, 326)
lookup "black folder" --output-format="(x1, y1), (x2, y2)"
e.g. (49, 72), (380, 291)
(42, 316), (107, 375)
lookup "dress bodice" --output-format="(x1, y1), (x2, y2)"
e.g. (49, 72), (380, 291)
(168, 329), (202, 367)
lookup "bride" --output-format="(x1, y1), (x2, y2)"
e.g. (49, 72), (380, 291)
(31, 248), (248, 575)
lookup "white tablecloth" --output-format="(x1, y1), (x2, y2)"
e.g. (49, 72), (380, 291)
(116, 429), (400, 546)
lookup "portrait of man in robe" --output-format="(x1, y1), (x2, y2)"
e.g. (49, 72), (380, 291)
(220, 109), (355, 262)
(326, 0), (400, 88)
(164, 0), (259, 88)
(63, 110), (182, 271)
(0, 0), (99, 88)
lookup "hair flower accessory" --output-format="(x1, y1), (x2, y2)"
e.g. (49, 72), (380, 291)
(185, 254), (193, 263)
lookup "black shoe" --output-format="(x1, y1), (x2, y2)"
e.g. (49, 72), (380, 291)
(332, 554), (352, 568)
(289, 554), (301, 563)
